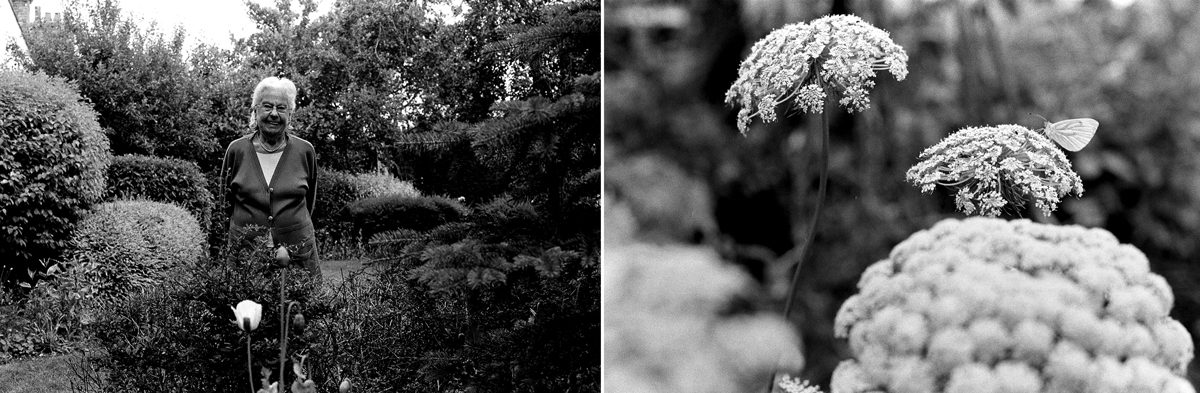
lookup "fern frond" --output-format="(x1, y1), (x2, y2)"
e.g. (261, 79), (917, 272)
(368, 228), (427, 246)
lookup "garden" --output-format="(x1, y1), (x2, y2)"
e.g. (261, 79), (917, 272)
(605, 0), (1200, 392)
(0, 0), (598, 392)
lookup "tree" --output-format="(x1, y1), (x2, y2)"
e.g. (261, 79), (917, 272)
(21, 0), (227, 169)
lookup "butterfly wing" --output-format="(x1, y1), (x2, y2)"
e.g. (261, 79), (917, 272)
(1046, 118), (1098, 152)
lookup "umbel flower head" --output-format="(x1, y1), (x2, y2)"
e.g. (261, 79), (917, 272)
(833, 218), (1195, 393)
(725, 14), (908, 134)
(906, 124), (1084, 217)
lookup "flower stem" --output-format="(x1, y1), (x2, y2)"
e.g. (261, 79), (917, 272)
(247, 335), (255, 393)
(782, 88), (830, 323)
(767, 96), (830, 393)
(279, 267), (289, 393)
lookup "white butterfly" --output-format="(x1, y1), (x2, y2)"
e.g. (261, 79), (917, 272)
(1038, 116), (1098, 152)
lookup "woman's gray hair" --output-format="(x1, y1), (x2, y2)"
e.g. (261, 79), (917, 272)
(252, 76), (298, 109)
(249, 77), (298, 129)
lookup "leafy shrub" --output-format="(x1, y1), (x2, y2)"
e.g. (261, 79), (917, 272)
(316, 169), (423, 240)
(84, 231), (329, 392)
(352, 171), (421, 199)
(347, 194), (467, 241)
(833, 218), (1194, 393)
(314, 168), (359, 236)
(68, 200), (204, 305)
(0, 69), (111, 286)
(105, 154), (215, 231)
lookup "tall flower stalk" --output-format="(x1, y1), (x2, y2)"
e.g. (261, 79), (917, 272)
(725, 14), (907, 387)
(235, 245), (320, 393)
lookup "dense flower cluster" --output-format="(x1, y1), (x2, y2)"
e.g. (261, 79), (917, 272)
(833, 218), (1194, 393)
(604, 204), (804, 392)
(725, 14), (908, 134)
(906, 124), (1084, 217)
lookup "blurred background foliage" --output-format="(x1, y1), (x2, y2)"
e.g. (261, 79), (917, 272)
(605, 0), (1200, 388)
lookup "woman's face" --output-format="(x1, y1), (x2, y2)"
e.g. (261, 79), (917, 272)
(255, 87), (292, 136)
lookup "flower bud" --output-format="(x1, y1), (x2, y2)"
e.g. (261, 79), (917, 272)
(339, 378), (352, 392)
(274, 245), (291, 267)
(292, 313), (306, 332)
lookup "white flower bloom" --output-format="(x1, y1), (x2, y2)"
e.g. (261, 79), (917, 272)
(967, 319), (1009, 363)
(906, 124), (1084, 217)
(231, 300), (263, 332)
(1094, 356), (1134, 393)
(888, 357), (934, 393)
(726, 15), (908, 134)
(1011, 320), (1054, 365)
(927, 328), (973, 375)
(834, 218), (1194, 393)
(830, 361), (877, 393)
(945, 364), (997, 393)
(994, 362), (1042, 393)
(1152, 319), (1194, 373)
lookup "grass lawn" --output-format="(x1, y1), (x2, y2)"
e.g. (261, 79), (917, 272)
(320, 258), (382, 287)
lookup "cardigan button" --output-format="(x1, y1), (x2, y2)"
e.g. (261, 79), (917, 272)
(268, 187), (274, 193)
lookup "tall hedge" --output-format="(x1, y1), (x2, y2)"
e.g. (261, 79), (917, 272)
(106, 154), (215, 231)
(0, 69), (111, 285)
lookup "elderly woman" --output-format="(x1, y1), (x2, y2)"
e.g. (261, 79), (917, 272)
(220, 76), (319, 274)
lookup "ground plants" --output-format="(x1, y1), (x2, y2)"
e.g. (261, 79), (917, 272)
(78, 230), (328, 392)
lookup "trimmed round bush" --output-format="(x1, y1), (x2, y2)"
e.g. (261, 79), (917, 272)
(106, 154), (214, 230)
(833, 218), (1195, 393)
(69, 200), (204, 304)
(347, 195), (467, 240)
(0, 69), (111, 284)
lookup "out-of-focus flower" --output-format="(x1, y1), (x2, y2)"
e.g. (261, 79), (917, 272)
(232, 300), (263, 332)
(905, 124), (1084, 217)
(725, 14), (908, 134)
(832, 218), (1195, 393)
(603, 240), (803, 392)
(339, 378), (352, 393)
